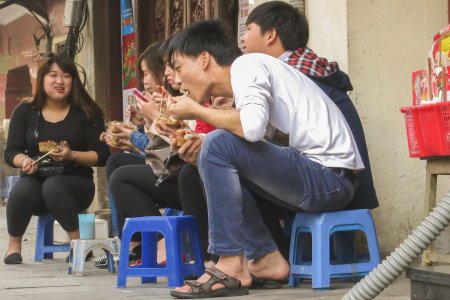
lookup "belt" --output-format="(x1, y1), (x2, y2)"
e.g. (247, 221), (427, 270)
(328, 167), (356, 186)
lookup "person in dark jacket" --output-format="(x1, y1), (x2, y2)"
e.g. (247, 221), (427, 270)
(239, 1), (378, 262)
(241, 1), (378, 210)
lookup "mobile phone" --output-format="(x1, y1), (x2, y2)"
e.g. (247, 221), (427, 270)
(132, 89), (149, 103)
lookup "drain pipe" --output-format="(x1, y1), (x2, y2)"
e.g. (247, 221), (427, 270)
(342, 193), (450, 300)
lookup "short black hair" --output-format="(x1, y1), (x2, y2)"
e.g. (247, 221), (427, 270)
(168, 19), (242, 67)
(246, 1), (309, 50)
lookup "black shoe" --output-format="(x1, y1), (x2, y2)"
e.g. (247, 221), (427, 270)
(129, 245), (141, 262)
(66, 250), (94, 263)
(4, 252), (23, 264)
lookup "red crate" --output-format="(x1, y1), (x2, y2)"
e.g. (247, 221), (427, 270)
(400, 102), (450, 157)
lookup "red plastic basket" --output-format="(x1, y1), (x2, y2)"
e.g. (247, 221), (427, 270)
(400, 102), (450, 158)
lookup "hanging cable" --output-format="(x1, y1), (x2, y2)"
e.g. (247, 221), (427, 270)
(61, 0), (87, 59)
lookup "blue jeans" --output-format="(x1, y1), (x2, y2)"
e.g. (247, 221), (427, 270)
(198, 130), (354, 260)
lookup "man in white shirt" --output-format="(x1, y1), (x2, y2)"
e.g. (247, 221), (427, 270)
(167, 20), (363, 298)
(238, 1), (379, 264)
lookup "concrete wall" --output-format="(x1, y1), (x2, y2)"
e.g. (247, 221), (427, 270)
(308, 0), (448, 253)
(307, 0), (348, 73)
(349, 0), (449, 253)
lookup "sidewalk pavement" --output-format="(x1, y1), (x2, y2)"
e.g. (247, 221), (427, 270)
(0, 204), (410, 300)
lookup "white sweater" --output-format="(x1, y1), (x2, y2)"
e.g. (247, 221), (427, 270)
(231, 53), (364, 171)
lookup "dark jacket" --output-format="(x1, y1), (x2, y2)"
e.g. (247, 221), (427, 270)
(286, 48), (378, 210)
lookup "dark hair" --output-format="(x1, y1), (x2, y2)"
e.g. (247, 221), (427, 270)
(138, 41), (165, 86)
(168, 19), (242, 68)
(158, 36), (181, 96)
(246, 1), (309, 50)
(26, 53), (103, 120)
(159, 35), (174, 62)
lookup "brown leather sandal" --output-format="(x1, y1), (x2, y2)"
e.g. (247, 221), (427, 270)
(170, 266), (249, 299)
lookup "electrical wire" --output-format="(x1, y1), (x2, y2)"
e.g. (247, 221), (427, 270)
(61, 0), (88, 59)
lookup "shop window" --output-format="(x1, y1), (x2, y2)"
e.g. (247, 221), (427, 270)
(52, 34), (68, 53)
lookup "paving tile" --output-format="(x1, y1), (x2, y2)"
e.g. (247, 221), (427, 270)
(0, 206), (412, 300)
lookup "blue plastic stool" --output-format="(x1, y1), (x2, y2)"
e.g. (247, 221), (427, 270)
(289, 209), (381, 289)
(117, 216), (205, 288)
(34, 214), (71, 261)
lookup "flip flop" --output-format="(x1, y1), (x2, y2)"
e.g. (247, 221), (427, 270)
(250, 274), (285, 289)
(170, 266), (249, 299)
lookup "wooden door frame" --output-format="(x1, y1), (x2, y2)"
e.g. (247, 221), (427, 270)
(92, 0), (122, 122)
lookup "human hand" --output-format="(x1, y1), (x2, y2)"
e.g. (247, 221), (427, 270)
(21, 157), (38, 175)
(169, 95), (203, 120)
(171, 134), (203, 165)
(49, 141), (72, 162)
(155, 116), (185, 137)
(155, 120), (178, 137)
(127, 105), (144, 126)
(136, 94), (160, 121)
(111, 139), (139, 153)
(109, 123), (134, 140)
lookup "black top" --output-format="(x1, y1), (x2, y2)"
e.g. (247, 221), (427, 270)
(4, 103), (110, 179)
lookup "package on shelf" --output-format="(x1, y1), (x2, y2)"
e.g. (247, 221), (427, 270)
(429, 24), (450, 103)
(412, 24), (450, 106)
(412, 69), (428, 105)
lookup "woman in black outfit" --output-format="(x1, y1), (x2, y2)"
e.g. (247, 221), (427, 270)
(3, 53), (110, 264)
(108, 42), (184, 263)
(110, 39), (221, 264)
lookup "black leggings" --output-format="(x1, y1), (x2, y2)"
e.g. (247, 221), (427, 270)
(106, 152), (145, 180)
(109, 164), (182, 239)
(7, 175), (95, 237)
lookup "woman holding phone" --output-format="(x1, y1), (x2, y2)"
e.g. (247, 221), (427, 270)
(102, 42), (165, 245)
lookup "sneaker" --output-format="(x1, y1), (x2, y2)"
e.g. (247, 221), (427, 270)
(95, 245), (142, 269)
(94, 255), (108, 269)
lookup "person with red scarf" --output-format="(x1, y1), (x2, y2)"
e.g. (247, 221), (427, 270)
(240, 1), (377, 212)
(239, 3), (378, 260)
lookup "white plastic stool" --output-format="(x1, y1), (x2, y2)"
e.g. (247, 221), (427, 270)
(68, 237), (120, 276)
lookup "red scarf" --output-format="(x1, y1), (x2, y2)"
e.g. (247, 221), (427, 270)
(285, 47), (337, 78)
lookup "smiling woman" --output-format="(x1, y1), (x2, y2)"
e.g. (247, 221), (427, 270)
(3, 53), (110, 265)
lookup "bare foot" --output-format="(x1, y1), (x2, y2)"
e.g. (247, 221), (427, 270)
(247, 250), (289, 280)
(204, 260), (216, 269)
(174, 255), (252, 293)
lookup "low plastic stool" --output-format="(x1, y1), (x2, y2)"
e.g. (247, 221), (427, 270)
(289, 209), (381, 289)
(117, 216), (204, 288)
(34, 214), (70, 262)
(68, 237), (119, 276)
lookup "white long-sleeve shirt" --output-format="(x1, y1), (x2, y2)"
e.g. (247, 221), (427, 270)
(231, 53), (364, 171)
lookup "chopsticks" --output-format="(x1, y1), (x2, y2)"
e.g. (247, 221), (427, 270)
(31, 148), (59, 165)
